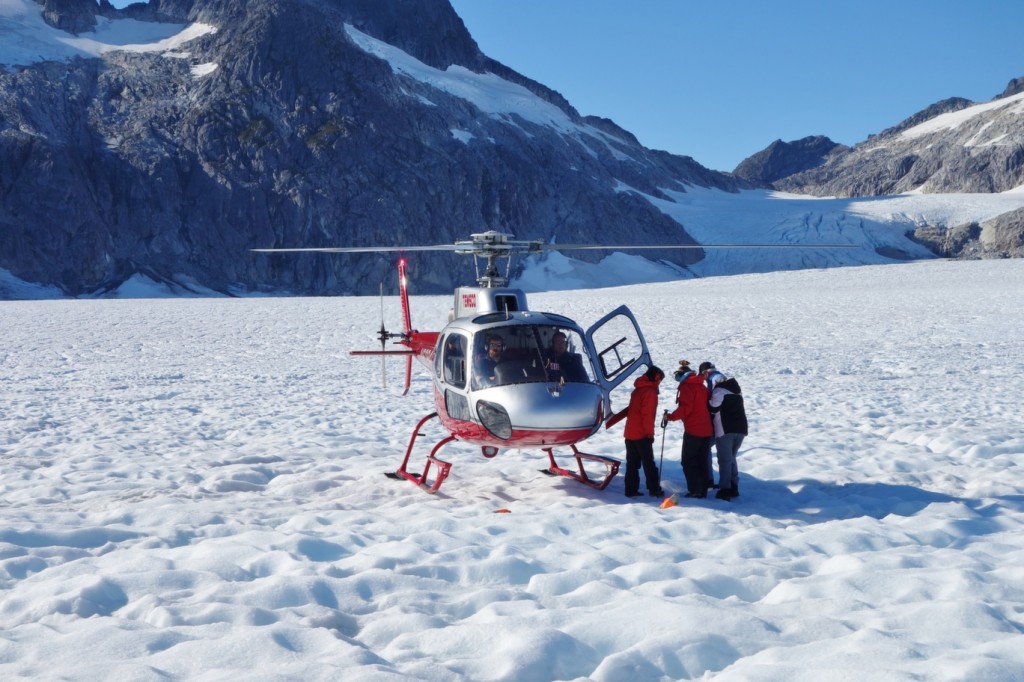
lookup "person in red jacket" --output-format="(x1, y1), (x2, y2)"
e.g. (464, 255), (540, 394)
(606, 365), (665, 498)
(664, 359), (714, 498)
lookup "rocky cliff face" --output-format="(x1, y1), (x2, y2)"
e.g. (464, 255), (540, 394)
(910, 207), (1024, 259)
(1, 0), (745, 296)
(39, 0), (103, 33)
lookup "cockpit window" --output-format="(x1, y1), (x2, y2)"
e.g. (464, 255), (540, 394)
(471, 325), (593, 389)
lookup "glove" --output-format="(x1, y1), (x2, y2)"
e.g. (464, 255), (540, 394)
(660, 411), (669, 429)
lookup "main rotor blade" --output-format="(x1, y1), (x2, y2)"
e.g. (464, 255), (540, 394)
(251, 245), (462, 253)
(545, 243), (856, 250)
(252, 242), (855, 254)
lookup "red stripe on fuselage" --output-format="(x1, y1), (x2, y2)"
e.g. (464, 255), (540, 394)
(433, 396), (598, 447)
(442, 417), (596, 448)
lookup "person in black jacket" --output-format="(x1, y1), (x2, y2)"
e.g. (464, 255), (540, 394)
(544, 331), (588, 383)
(708, 376), (748, 500)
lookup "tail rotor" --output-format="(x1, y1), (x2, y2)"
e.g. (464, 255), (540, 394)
(378, 283), (388, 389)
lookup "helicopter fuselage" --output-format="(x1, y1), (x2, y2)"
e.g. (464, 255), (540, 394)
(427, 310), (607, 448)
(437, 382), (604, 447)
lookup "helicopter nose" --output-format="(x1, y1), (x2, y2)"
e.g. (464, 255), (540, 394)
(498, 383), (604, 431)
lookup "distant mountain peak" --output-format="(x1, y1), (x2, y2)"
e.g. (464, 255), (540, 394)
(732, 136), (844, 186)
(998, 75), (1024, 98)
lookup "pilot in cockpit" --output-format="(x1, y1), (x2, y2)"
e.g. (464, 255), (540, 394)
(474, 334), (504, 388)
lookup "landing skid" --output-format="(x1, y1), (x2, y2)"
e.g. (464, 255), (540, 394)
(542, 444), (620, 491)
(389, 412), (454, 494)
(388, 414), (620, 493)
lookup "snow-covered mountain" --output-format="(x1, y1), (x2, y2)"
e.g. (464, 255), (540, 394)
(734, 81), (1024, 261)
(2, 0), (1023, 299)
(737, 77), (1024, 199)
(773, 84), (1024, 198)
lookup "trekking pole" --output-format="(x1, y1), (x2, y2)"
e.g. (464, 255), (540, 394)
(659, 411), (668, 474)
(659, 428), (666, 474)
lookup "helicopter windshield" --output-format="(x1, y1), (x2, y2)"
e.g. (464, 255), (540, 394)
(471, 325), (593, 389)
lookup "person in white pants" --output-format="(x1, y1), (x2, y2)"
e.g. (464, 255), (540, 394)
(708, 375), (748, 501)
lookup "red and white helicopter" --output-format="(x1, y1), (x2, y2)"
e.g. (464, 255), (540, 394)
(255, 231), (841, 493)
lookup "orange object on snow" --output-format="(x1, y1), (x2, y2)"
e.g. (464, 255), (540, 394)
(659, 494), (679, 509)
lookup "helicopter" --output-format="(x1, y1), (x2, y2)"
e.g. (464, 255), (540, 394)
(254, 231), (847, 493)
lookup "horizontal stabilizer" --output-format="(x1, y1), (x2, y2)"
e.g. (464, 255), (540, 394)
(351, 350), (417, 356)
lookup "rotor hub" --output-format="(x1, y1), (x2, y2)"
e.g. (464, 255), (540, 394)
(452, 231), (543, 288)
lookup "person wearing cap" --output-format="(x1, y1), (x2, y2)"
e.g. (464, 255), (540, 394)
(663, 360), (714, 498)
(698, 361), (726, 488)
(606, 365), (666, 499)
(708, 374), (748, 500)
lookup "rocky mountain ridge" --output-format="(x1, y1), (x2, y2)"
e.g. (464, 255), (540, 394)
(2, 0), (1022, 297)
(2, 0), (747, 296)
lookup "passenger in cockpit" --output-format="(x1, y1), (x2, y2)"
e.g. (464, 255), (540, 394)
(544, 331), (588, 383)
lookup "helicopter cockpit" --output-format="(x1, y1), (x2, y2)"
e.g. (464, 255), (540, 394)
(434, 319), (595, 392)
(472, 324), (593, 389)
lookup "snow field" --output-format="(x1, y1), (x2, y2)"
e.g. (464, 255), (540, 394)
(1, 259), (1023, 680)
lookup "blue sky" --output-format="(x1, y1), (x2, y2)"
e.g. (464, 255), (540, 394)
(448, 0), (1024, 171)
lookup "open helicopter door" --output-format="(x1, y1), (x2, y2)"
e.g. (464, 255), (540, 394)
(584, 305), (652, 400)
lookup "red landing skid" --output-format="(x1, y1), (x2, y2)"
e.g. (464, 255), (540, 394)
(386, 412), (454, 494)
(542, 445), (620, 491)
(386, 412), (621, 493)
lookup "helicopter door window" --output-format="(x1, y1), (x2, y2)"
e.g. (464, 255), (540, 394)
(585, 306), (649, 388)
(442, 334), (467, 389)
